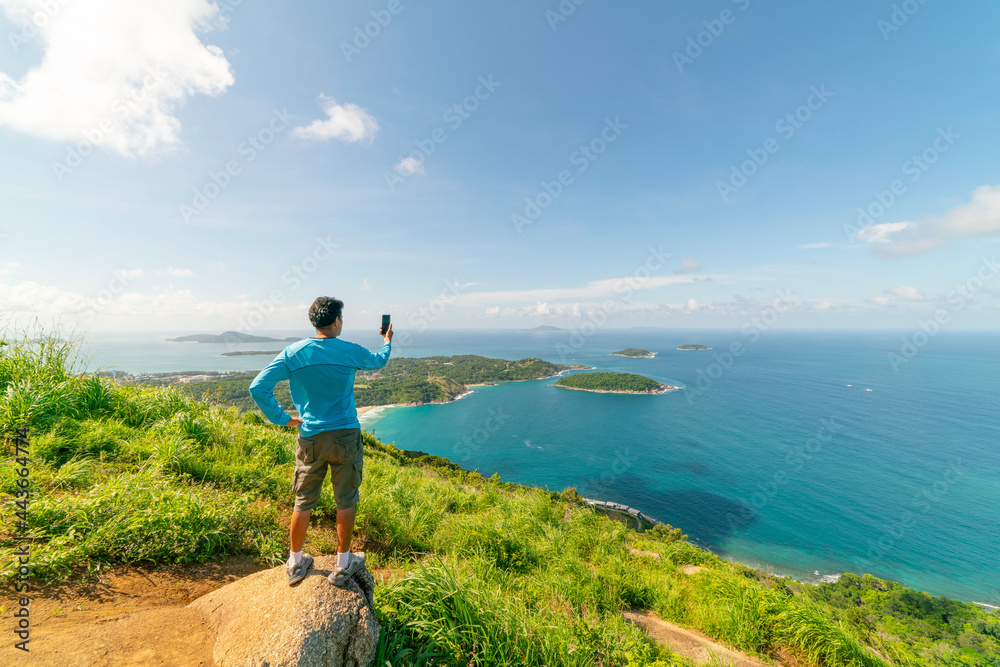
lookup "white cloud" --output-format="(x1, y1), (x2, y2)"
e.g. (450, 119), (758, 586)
(685, 298), (700, 311)
(481, 300), (663, 319)
(0, 0), (234, 156)
(855, 222), (912, 244)
(360, 278), (372, 291)
(0, 261), (22, 275)
(940, 184), (1000, 237)
(292, 95), (379, 144)
(454, 274), (710, 307)
(165, 267), (195, 277)
(0, 280), (309, 329)
(0, 280), (87, 314)
(869, 296), (892, 307)
(889, 286), (924, 301)
(675, 258), (702, 274)
(855, 184), (1000, 257)
(798, 242), (832, 249)
(394, 156), (424, 176)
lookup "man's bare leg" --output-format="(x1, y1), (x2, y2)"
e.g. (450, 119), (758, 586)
(337, 507), (356, 553)
(290, 509), (311, 553)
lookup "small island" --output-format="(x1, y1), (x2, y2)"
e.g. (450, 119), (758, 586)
(168, 331), (301, 344)
(220, 350), (282, 357)
(554, 372), (673, 394)
(677, 344), (711, 351)
(612, 348), (655, 358)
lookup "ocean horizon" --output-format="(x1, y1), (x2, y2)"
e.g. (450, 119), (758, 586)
(79, 328), (1000, 606)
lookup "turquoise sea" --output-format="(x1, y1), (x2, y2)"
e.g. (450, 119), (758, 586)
(83, 329), (1000, 605)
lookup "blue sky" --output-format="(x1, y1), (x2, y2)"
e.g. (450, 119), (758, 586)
(1, 0), (998, 334)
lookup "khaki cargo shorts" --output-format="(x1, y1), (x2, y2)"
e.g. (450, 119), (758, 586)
(293, 427), (364, 512)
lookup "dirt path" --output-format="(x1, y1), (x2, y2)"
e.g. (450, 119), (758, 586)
(622, 610), (788, 667)
(1, 558), (268, 666)
(1, 559), (406, 666)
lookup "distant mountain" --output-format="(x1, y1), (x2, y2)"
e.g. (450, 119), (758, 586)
(167, 331), (301, 344)
(531, 325), (563, 331)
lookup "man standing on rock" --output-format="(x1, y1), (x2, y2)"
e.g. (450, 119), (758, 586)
(250, 296), (393, 586)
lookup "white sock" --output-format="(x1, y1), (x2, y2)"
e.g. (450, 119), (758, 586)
(289, 550), (303, 566)
(337, 551), (350, 569)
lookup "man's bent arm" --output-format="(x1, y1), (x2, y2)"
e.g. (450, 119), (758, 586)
(249, 354), (293, 426)
(353, 340), (391, 370)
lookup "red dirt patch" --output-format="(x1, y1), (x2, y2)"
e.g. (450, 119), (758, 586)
(0, 558), (268, 666)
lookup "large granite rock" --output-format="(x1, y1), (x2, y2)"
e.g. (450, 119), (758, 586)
(189, 555), (379, 667)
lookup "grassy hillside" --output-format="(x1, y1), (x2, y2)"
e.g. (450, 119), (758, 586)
(1, 329), (997, 666)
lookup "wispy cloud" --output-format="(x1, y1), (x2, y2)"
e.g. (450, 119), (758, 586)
(165, 267), (195, 277)
(0, 0), (233, 156)
(0, 261), (22, 275)
(798, 242), (832, 250)
(455, 274), (710, 307)
(889, 285), (924, 301)
(0, 280), (306, 325)
(855, 184), (1000, 257)
(292, 94), (379, 144)
(394, 156), (425, 176)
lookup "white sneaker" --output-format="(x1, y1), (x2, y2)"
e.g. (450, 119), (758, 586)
(328, 552), (366, 586)
(286, 553), (313, 586)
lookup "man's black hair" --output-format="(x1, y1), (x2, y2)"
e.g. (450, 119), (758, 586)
(309, 297), (344, 329)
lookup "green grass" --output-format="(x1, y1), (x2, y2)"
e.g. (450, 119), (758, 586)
(2, 324), (997, 667)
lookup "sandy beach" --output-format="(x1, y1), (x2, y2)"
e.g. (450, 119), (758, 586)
(357, 404), (399, 425)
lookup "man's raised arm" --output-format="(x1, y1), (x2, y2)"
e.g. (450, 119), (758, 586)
(353, 324), (393, 370)
(249, 353), (293, 426)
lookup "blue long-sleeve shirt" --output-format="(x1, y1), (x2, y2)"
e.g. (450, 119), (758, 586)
(249, 337), (391, 435)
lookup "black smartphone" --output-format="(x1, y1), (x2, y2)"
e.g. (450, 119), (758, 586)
(380, 314), (390, 335)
